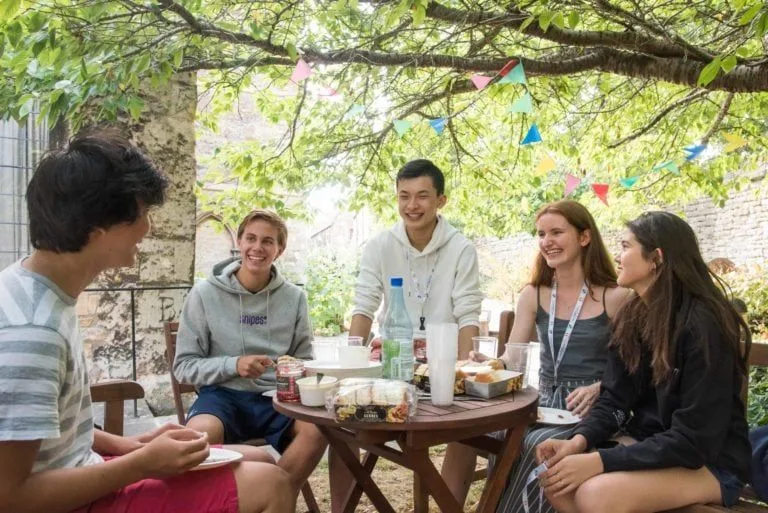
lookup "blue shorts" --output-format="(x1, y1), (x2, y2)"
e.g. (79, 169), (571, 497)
(707, 465), (744, 507)
(187, 386), (294, 452)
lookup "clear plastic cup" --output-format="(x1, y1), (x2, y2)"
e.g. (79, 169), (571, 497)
(311, 339), (338, 362)
(505, 342), (531, 387)
(472, 336), (499, 358)
(345, 335), (364, 347)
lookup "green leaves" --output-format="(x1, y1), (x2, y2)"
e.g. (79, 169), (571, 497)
(0, 0), (23, 20)
(697, 57), (721, 86)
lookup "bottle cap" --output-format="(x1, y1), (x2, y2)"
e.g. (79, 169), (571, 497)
(390, 277), (403, 287)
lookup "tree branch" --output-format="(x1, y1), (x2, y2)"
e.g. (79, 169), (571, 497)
(608, 90), (709, 148)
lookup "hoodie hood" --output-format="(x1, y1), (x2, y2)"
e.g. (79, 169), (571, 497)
(391, 215), (458, 256)
(209, 256), (285, 295)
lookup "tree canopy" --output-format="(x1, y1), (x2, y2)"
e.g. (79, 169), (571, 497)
(2, 0), (767, 234)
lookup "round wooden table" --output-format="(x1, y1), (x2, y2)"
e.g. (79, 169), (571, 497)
(275, 387), (538, 513)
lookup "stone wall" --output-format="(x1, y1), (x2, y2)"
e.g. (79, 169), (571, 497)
(682, 175), (768, 266)
(477, 176), (768, 305)
(78, 73), (198, 414)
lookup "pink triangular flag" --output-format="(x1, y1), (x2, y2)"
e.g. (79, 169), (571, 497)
(592, 183), (609, 205)
(290, 59), (312, 82)
(565, 174), (581, 196)
(470, 74), (493, 90)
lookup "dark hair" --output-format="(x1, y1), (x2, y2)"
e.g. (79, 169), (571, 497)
(26, 129), (168, 253)
(396, 159), (445, 195)
(529, 200), (617, 291)
(611, 211), (750, 384)
(237, 209), (288, 249)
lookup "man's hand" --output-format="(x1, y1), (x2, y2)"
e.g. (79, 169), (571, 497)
(132, 423), (185, 444)
(236, 355), (275, 378)
(469, 351), (489, 363)
(540, 452), (603, 497)
(134, 429), (210, 479)
(566, 382), (601, 417)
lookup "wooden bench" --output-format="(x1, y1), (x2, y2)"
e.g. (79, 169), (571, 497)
(495, 310), (768, 512)
(163, 321), (320, 513)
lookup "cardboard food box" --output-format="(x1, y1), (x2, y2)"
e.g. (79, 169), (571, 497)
(464, 370), (523, 399)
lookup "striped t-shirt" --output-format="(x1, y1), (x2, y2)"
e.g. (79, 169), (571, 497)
(0, 260), (102, 472)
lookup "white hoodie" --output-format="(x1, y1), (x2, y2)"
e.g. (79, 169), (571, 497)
(352, 216), (482, 331)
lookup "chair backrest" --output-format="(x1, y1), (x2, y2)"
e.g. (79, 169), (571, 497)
(743, 341), (768, 405)
(164, 321), (196, 424)
(497, 310), (516, 356)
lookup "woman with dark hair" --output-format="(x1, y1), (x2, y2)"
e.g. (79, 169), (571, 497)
(444, 200), (628, 512)
(537, 211), (752, 513)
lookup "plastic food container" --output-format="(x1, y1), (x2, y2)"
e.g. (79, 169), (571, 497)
(296, 376), (338, 407)
(330, 378), (417, 423)
(464, 370), (523, 399)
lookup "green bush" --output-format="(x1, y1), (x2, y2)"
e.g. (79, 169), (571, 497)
(302, 248), (358, 336)
(722, 265), (768, 427)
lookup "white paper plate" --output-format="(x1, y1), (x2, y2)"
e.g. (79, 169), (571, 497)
(537, 407), (581, 426)
(304, 360), (382, 379)
(191, 447), (243, 471)
(261, 389), (276, 398)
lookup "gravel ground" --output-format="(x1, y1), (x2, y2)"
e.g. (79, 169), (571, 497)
(299, 445), (488, 513)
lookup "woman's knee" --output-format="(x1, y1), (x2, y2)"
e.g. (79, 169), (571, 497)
(574, 476), (625, 513)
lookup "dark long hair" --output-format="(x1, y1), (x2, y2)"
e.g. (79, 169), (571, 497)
(611, 211), (750, 384)
(529, 200), (618, 291)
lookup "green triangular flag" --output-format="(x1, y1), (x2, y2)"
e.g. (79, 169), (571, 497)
(393, 119), (412, 137)
(508, 93), (533, 114)
(619, 176), (640, 188)
(499, 62), (527, 84)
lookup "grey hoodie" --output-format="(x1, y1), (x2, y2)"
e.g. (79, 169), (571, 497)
(174, 257), (313, 393)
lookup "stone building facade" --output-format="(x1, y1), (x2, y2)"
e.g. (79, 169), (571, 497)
(77, 74), (198, 413)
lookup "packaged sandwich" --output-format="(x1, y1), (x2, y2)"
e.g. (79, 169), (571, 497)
(413, 362), (467, 395)
(330, 378), (416, 423)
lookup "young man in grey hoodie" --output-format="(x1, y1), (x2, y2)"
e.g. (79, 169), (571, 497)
(174, 209), (327, 493)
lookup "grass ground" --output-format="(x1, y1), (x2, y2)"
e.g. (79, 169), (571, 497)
(299, 445), (488, 512)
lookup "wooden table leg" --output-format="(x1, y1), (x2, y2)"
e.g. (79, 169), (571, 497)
(399, 443), (463, 513)
(475, 423), (528, 513)
(340, 451), (378, 513)
(318, 425), (396, 513)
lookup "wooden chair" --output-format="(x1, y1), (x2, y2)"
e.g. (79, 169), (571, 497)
(91, 380), (145, 436)
(163, 321), (320, 513)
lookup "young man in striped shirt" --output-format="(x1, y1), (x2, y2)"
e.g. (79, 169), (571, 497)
(0, 131), (293, 513)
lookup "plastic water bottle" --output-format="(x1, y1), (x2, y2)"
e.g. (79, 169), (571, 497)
(381, 277), (414, 381)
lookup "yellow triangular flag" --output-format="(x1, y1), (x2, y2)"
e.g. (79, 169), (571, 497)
(535, 155), (556, 175)
(723, 132), (748, 153)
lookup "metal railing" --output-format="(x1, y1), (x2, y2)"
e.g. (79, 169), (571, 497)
(84, 284), (192, 416)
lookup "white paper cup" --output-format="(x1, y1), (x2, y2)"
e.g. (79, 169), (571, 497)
(430, 357), (457, 406)
(338, 345), (370, 368)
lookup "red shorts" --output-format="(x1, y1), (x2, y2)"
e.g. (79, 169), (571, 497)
(71, 458), (238, 513)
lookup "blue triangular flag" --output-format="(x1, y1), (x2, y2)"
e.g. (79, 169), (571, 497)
(683, 144), (706, 161)
(429, 117), (446, 135)
(521, 123), (542, 145)
(393, 119), (412, 137)
(619, 176), (640, 188)
(508, 93), (533, 114)
(499, 62), (527, 84)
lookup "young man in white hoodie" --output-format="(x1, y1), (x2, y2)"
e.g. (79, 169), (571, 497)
(332, 160), (482, 511)
(349, 159), (482, 357)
